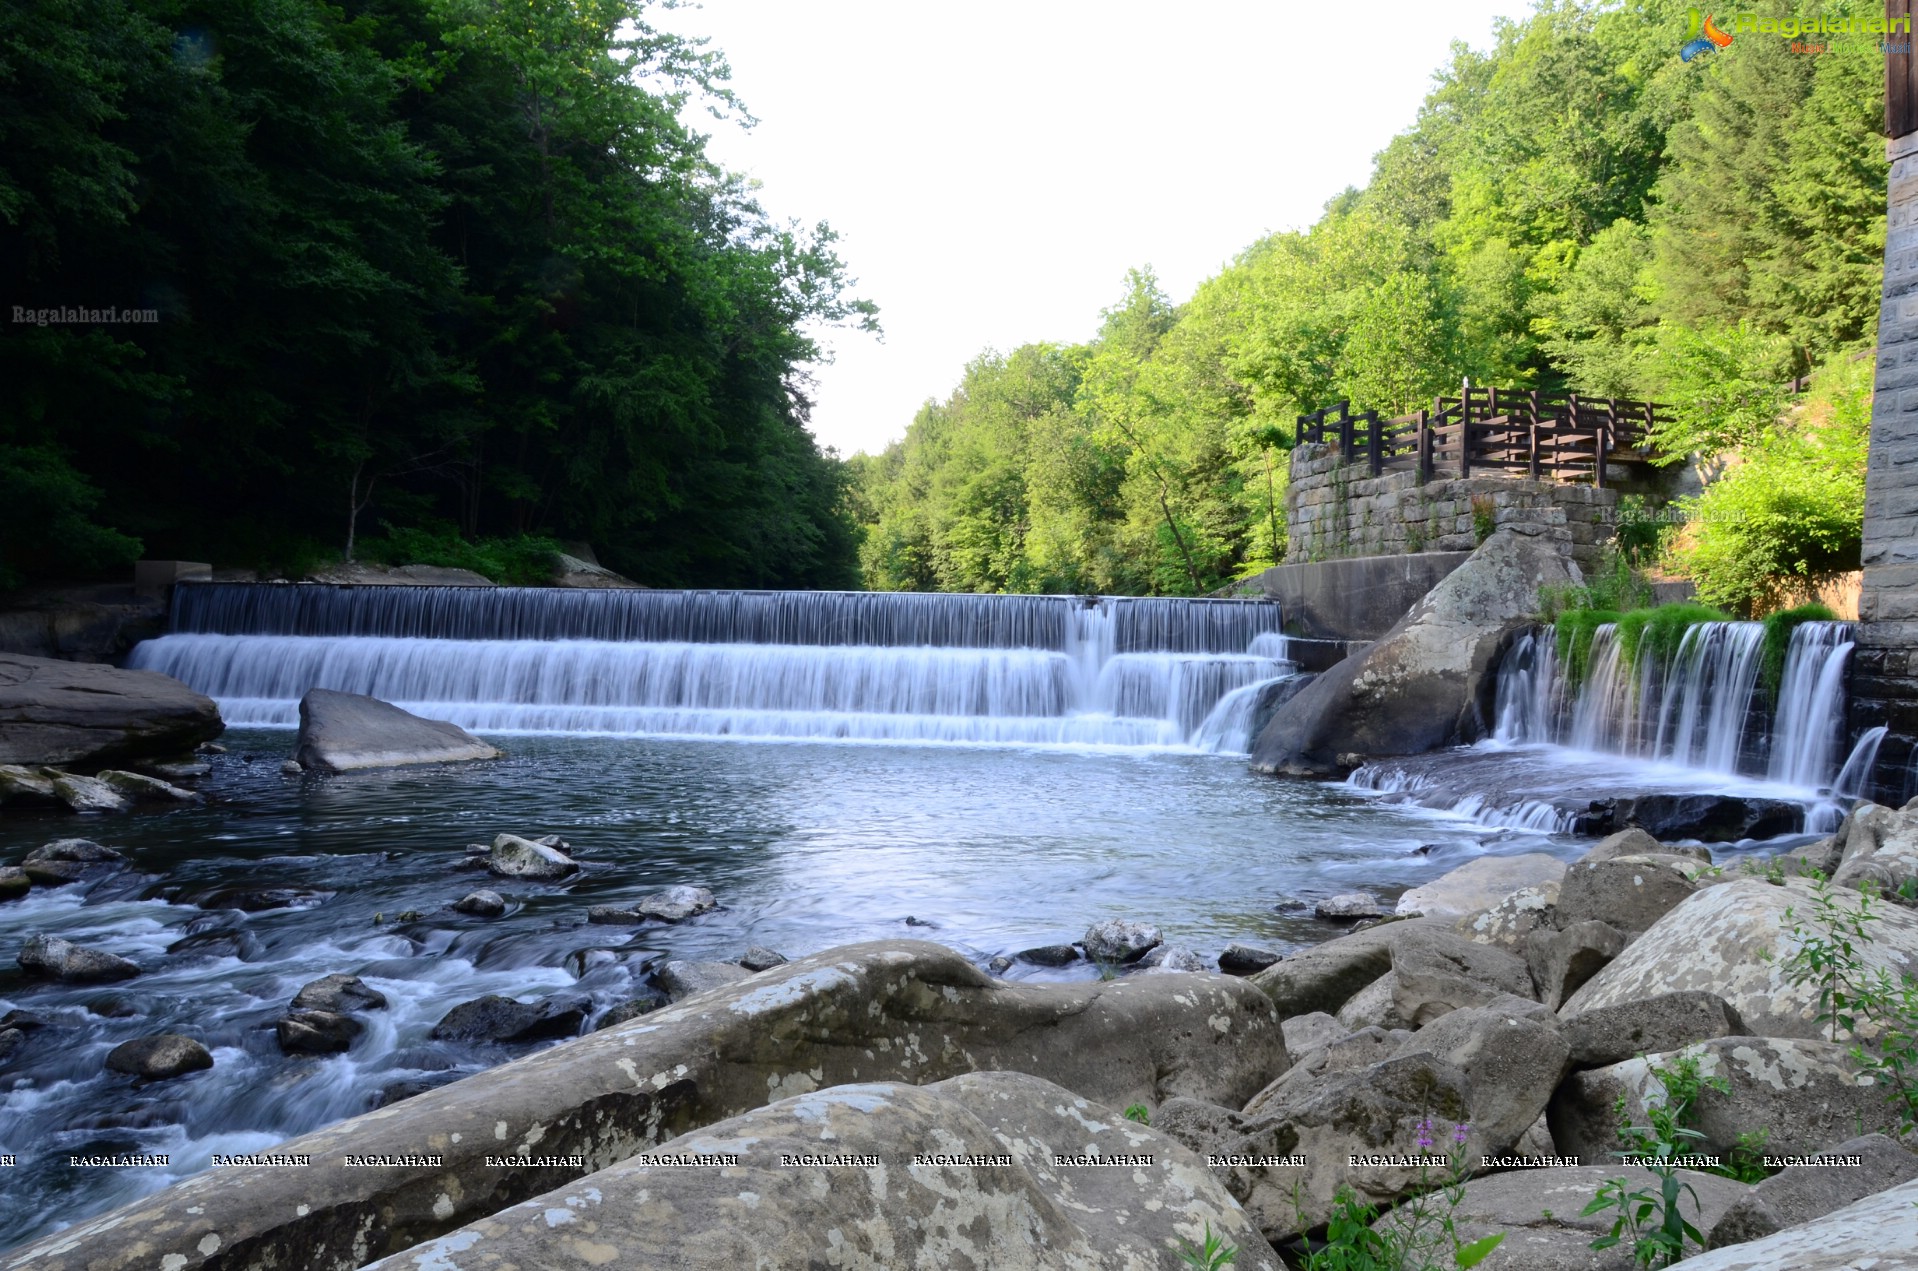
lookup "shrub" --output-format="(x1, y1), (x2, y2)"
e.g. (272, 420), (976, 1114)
(362, 524), (565, 586)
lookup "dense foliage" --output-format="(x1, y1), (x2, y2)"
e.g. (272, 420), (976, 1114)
(1, 0), (874, 590)
(854, 0), (1887, 596)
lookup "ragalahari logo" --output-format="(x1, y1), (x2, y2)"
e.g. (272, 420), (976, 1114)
(1680, 9), (1734, 60)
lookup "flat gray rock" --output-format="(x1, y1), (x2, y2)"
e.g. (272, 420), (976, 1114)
(359, 1074), (1283, 1271)
(1396, 853), (1566, 919)
(0, 653), (222, 767)
(1676, 1176), (1918, 1270)
(293, 689), (499, 773)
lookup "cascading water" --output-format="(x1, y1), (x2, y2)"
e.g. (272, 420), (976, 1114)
(1495, 619), (1855, 786)
(134, 585), (1297, 752)
(1360, 617), (1867, 835)
(1768, 622), (1856, 788)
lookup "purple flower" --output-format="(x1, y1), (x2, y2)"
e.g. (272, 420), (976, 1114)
(1415, 1118), (1435, 1151)
(1454, 1123), (1470, 1145)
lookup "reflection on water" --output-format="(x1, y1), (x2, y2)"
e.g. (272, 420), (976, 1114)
(0, 730), (1567, 1248)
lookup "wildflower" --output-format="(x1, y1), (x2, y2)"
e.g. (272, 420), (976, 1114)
(1415, 1118), (1435, 1151)
(1454, 1122), (1470, 1145)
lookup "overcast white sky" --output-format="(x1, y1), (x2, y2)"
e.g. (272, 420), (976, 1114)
(659, 1), (1536, 457)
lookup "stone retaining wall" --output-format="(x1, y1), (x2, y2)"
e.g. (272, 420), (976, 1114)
(1284, 442), (1620, 575)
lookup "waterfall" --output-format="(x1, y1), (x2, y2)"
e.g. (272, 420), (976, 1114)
(1835, 726), (1889, 800)
(134, 586), (1291, 751)
(1768, 622), (1854, 788)
(1491, 618), (1862, 790)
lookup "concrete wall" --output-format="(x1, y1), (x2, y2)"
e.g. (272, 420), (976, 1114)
(1284, 441), (1620, 576)
(1854, 130), (1918, 801)
(1224, 552), (1472, 642)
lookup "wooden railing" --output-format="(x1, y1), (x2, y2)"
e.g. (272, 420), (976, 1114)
(1295, 387), (1670, 489)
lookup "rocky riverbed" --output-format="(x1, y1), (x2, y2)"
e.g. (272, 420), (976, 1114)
(7, 790), (1918, 1269)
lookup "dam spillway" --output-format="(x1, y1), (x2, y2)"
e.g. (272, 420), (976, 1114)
(134, 585), (1297, 751)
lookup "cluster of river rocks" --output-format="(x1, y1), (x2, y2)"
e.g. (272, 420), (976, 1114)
(7, 801), (1918, 1269)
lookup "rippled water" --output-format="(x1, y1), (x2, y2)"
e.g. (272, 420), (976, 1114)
(0, 730), (1576, 1249)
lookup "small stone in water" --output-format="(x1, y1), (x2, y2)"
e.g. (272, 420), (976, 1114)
(1138, 945), (1208, 974)
(986, 955), (1013, 975)
(0, 1028), (22, 1062)
(276, 1010), (364, 1055)
(19, 934), (141, 982)
(1081, 920), (1162, 964)
(292, 973), (387, 1013)
(453, 889), (506, 917)
(1315, 892), (1384, 921)
(903, 916), (935, 927)
(25, 839), (125, 865)
(1015, 944), (1081, 967)
(280, 760), (303, 775)
(1217, 942), (1283, 974)
(738, 946), (788, 972)
(587, 906), (645, 925)
(106, 1034), (212, 1080)
(631, 886), (716, 923)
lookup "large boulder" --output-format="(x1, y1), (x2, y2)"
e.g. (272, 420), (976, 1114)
(1432, 1164), (1751, 1271)
(292, 689), (500, 773)
(1707, 1133), (1918, 1249)
(1390, 1000), (1569, 1149)
(0, 941), (1287, 1271)
(0, 652), (222, 767)
(1673, 1176), (1918, 1271)
(1387, 925), (1537, 1027)
(1549, 1037), (1898, 1165)
(357, 1074), (1283, 1271)
(1250, 528), (1579, 776)
(1250, 917), (1445, 1017)
(1524, 919), (1627, 1010)
(1193, 1050), (1486, 1238)
(1396, 853), (1567, 919)
(1455, 882), (1559, 952)
(1555, 854), (1704, 934)
(1829, 801), (1918, 903)
(1560, 991), (1748, 1069)
(1562, 879), (1918, 1040)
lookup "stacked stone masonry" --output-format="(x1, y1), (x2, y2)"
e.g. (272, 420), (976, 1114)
(1856, 130), (1918, 799)
(1284, 441), (1620, 575)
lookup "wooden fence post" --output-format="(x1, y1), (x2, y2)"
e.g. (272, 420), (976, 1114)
(1368, 411), (1383, 476)
(1337, 400), (1353, 461)
(1416, 408), (1431, 482)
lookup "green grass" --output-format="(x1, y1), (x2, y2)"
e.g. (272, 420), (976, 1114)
(1555, 609), (1621, 689)
(1555, 602), (1732, 690)
(1615, 603), (1733, 672)
(1759, 603), (1839, 694)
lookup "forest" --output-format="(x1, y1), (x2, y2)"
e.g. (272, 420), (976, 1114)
(852, 0), (1885, 609)
(1, 0), (875, 591)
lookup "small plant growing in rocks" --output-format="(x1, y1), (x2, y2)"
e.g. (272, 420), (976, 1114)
(1585, 1049), (1773, 1264)
(1780, 878), (1918, 1134)
(1176, 1222), (1239, 1268)
(1124, 1103), (1151, 1125)
(1295, 1118), (1502, 1270)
